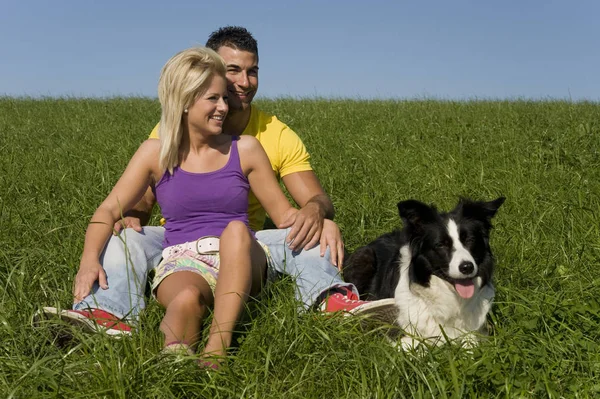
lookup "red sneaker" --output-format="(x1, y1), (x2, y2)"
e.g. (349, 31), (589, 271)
(319, 288), (399, 324)
(37, 307), (132, 337)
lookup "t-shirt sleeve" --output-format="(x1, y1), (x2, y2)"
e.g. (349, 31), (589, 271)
(149, 122), (160, 139)
(278, 125), (313, 178)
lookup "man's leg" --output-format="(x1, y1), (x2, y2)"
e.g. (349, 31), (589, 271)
(40, 227), (164, 335)
(75, 226), (165, 318)
(255, 228), (397, 322)
(256, 228), (351, 307)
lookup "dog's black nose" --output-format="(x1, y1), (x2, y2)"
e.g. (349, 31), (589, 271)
(459, 261), (475, 275)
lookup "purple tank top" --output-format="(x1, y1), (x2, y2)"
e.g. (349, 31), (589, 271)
(154, 136), (250, 247)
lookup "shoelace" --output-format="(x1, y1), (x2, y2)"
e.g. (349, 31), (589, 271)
(336, 287), (361, 302)
(338, 294), (361, 304)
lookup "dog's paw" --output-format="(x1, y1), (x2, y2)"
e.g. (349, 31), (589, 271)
(389, 336), (426, 353)
(400, 336), (420, 351)
(459, 332), (480, 349)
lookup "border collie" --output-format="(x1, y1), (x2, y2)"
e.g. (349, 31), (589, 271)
(343, 197), (505, 349)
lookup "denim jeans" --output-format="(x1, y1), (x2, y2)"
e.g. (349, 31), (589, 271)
(74, 226), (356, 323)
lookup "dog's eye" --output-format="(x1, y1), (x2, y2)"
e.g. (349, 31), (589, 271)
(461, 234), (475, 245)
(460, 232), (475, 244)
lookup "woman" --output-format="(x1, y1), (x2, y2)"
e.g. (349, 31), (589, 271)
(73, 47), (298, 367)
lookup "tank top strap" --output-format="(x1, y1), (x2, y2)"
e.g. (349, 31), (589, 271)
(225, 135), (243, 175)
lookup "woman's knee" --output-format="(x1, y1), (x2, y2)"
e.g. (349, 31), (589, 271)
(170, 285), (208, 314)
(221, 221), (252, 248)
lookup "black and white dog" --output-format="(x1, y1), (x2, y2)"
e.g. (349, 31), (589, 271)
(343, 197), (505, 349)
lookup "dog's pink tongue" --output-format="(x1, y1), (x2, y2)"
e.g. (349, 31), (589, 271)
(454, 280), (475, 299)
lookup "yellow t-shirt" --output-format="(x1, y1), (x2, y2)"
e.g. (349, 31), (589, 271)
(149, 105), (312, 231)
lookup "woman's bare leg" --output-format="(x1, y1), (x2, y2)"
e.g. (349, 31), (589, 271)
(202, 221), (266, 362)
(156, 271), (214, 351)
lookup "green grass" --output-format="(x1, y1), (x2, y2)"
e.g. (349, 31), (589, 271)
(1, 97), (600, 397)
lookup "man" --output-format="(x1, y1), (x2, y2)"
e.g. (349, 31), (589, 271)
(40, 26), (396, 335)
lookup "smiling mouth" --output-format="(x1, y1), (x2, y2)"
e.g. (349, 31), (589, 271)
(230, 90), (254, 98)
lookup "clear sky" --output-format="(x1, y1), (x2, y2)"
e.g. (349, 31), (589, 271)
(1, 0), (598, 101)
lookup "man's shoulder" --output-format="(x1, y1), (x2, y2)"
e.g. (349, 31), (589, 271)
(243, 106), (311, 174)
(250, 105), (291, 132)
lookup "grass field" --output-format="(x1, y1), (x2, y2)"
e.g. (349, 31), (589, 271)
(1, 97), (599, 398)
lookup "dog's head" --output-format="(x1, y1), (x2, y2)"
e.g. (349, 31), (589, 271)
(397, 197), (505, 299)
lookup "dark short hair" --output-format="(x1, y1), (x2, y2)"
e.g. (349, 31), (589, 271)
(206, 26), (259, 58)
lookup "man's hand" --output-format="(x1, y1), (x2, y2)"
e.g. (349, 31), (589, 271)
(73, 259), (107, 303)
(113, 216), (143, 234)
(278, 203), (324, 251)
(112, 187), (156, 234)
(319, 219), (345, 270)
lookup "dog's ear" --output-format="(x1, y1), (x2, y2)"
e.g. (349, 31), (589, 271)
(486, 196), (506, 216)
(458, 196), (505, 223)
(397, 200), (438, 227)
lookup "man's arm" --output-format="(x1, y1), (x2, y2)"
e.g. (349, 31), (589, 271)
(282, 170), (334, 218)
(280, 170), (344, 267)
(255, 113), (344, 265)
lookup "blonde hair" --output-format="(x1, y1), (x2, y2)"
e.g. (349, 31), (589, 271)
(157, 47), (227, 173)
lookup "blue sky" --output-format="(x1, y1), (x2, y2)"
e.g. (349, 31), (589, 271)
(1, 1), (598, 100)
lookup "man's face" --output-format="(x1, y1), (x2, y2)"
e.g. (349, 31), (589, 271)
(217, 46), (259, 112)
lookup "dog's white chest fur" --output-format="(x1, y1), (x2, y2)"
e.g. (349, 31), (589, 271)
(393, 245), (494, 347)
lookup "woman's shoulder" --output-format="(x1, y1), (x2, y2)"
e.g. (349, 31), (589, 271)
(236, 134), (269, 173)
(139, 138), (161, 153)
(236, 134), (261, 151)
(132, 139), (161, 176)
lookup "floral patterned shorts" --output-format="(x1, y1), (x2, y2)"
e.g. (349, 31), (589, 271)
(151, 237), (272, 297)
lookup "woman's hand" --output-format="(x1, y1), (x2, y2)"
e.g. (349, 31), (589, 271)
(73, 258), (108, 303)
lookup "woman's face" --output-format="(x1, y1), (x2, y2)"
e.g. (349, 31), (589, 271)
(186, 74), (228, 136)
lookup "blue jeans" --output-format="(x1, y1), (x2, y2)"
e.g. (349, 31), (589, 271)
(74, 226), (356, 322)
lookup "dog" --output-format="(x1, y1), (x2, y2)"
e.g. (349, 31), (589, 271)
(343, 197), (505, 349)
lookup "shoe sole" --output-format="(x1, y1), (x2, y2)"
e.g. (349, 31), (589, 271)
(36, 307), (131, 337)
(348, 298), (399, 325)
(161, 343), (195, 356)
